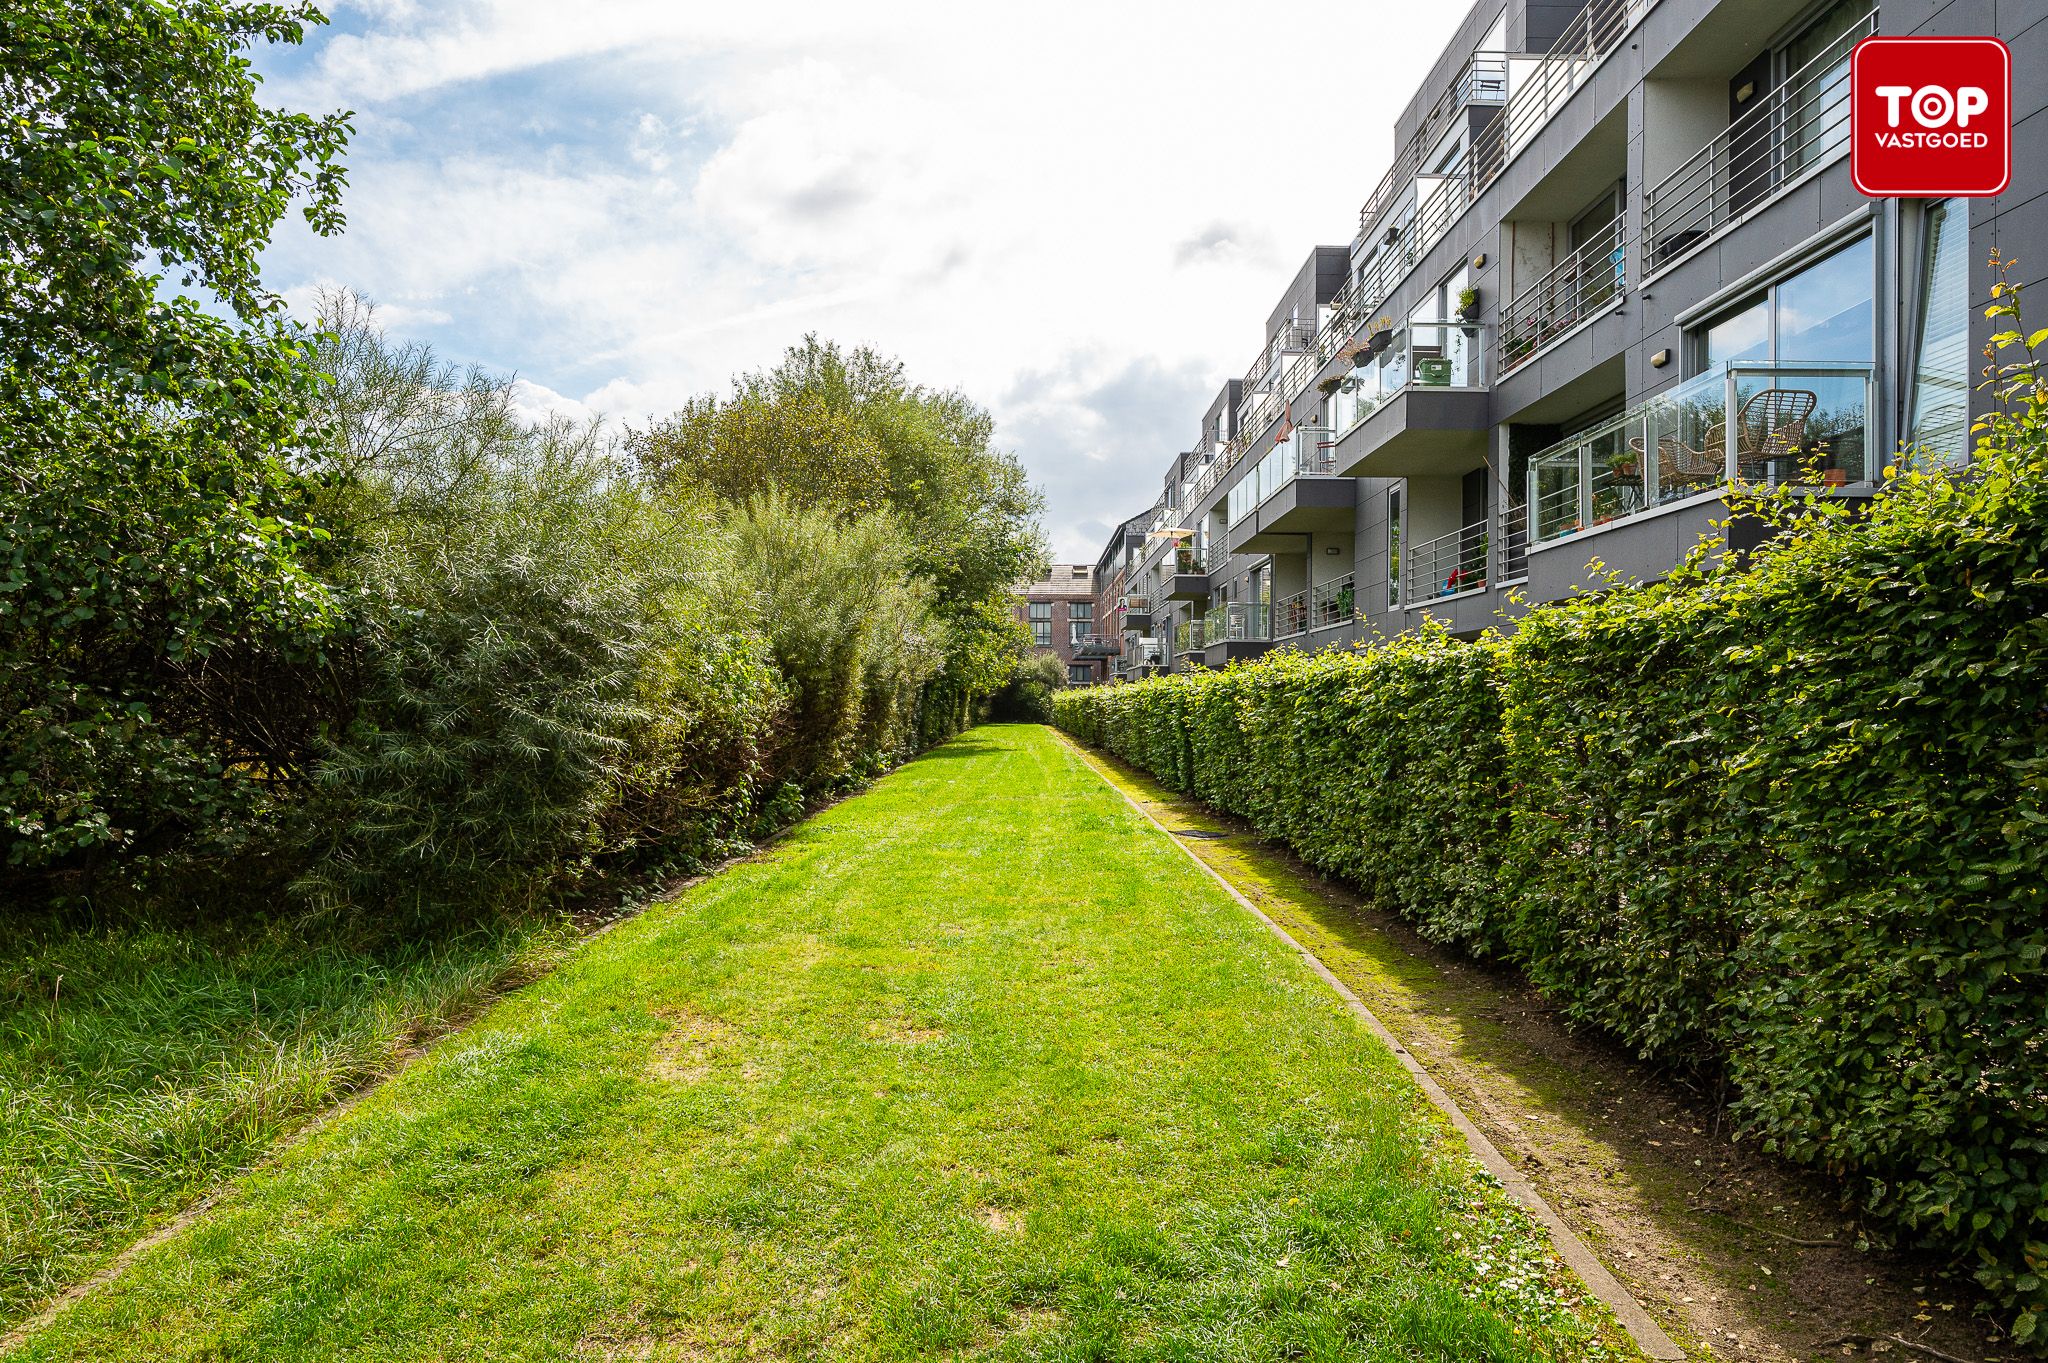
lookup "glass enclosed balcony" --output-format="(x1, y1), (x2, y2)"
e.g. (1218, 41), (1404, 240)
(1225, 426), (1337, 526)
(1200, 602), (1270, 647)
(1528, 361), (1876, 546)
(1328, 322), (1486, 440)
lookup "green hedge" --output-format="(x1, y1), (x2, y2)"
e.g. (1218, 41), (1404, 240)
(1053, 379), (2048, 1343)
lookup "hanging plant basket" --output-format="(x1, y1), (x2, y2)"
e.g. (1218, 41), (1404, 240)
(1367, 328), (1394, 355)
(1316, 374), (1345, 397)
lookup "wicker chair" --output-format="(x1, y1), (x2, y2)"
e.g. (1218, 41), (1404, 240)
(1629, 428), (1725, 492)
(1735, 387), (1817, 479)
(1625, 386), (1822, 491)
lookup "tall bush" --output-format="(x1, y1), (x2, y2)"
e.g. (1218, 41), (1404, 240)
(297, 298), (783, 919)
(719, 493), (939, 791)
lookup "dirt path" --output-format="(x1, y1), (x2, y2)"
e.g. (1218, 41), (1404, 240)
(1064, 739), (2012, 1363)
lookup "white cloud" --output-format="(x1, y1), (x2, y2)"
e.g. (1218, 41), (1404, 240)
(507, 377), (595, 427)
(262, 1), (1476, 564)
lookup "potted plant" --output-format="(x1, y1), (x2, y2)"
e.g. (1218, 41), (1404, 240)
(1366, 316), (1395, 355)
(1456, 286), (1480, 323)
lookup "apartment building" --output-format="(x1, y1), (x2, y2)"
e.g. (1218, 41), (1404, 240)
(1013, 565), (1109, 685)
(1096, 0), (2040, 677)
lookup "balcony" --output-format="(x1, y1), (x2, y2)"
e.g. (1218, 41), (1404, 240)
(1644, 6), (1873, 274)
(1528, 360), (1876, 548)
(1201, 602), (1273, 667)
(1163, 541), (1216, 600)
(1119, 593), (1152, 631)
(1355, 48), (1511, 235)
(1072, 635), (1121, 658)
(1499, 217), (1625, 375)
(1275, 573), (1358, 639)
(1402, 518), (1490, 607)
(1225, 426), (1355, 554)
(1331, 322), (1492, 479)
(1177, 1), (1645, 523)
(1347, 0), (1645, 323)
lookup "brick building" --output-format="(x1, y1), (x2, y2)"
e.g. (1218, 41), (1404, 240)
(1012, 564), (1112, 685)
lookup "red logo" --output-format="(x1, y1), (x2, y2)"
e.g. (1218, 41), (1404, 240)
(1852, 36), (2011, 197)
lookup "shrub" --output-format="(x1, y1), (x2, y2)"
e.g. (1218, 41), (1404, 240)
(717, 491), (940, 791)
(987, 652), (1067, 723)
(0, 3), (351, 897)
(1052, 627), (1508, 956)
(297, 299), (786, 918)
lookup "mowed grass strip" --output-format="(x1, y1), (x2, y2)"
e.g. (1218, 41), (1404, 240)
(0, 909), (576, 1328)
(9, 725), (1628, 1362)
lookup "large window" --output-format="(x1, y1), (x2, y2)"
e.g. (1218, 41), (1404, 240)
(1069, 601), (1093, 644)
(1783, 0), (1867, 175)
(1068, 664), (1093, 686)
(1907, 199), (1972, 467)
(1695, 234), (1873, 370)
(1386, 487), (1403, 609)
(1027, 600), (1051, 647)
(1688, 233), (1875, 480)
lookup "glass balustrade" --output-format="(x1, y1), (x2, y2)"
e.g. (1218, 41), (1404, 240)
(1328, 322), (1486, 439)
(1528, 361), (1875, 546)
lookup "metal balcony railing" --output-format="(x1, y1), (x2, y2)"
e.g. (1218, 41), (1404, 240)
(1225, 426), (1336, 527)
(1072, 634), (1121, 657)
(1275, 589), (1309, 638)
(1354, 50), (1513, 234)
(1644, 6), (1874, 273)
(1528, 360), (1877, 545)
(1467, 0), (1639, 203)
(1175, 620), (1198, 655)
(1311, 573), (1357, 630)
(1240, 318), (1321, 398)
(1500, 504), (1530, 582)
(1498, 217), (1626, 373)
(1403, 518), (1490, 606)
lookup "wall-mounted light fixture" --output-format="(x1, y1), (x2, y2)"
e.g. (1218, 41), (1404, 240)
(1471, 252), (1487, 269)
(1324, 545), (1341, 556)
(1734, 80), (1756, 103)
(1650, 348), (1672, 368)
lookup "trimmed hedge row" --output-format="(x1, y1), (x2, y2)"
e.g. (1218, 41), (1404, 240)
(1053, 404), (2048, 1342)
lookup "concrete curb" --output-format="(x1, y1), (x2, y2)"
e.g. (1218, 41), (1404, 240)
(1057, 731), (1688, 1362)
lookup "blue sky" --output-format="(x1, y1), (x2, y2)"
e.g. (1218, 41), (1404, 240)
(254, 1), (1471, 562)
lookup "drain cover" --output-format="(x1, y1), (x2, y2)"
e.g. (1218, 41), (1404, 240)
(1172, 828), (1230, 840)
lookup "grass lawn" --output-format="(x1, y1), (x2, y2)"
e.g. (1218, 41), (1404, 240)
(0, 904), (576, 1327)
(8, 725), (1630, 1361)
